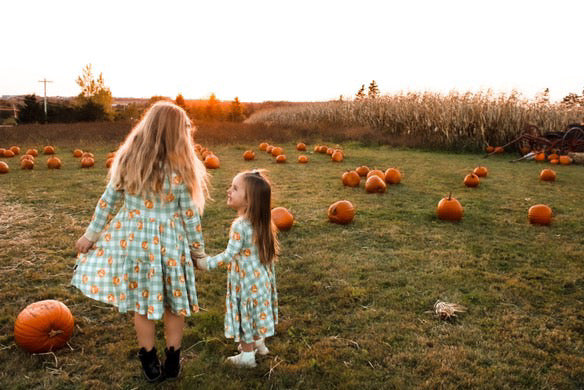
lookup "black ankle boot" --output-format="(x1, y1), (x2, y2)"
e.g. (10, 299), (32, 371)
(137, 347), (162, 382)
(163, 346), (181, 380)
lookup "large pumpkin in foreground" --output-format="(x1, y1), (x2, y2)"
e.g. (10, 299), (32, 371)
(271, 207), (294, 231)
(328, 200), (355, 225)
(436, 193), (463, 222)
(14, 300), (74, 353)
(528, 204), (552, 226)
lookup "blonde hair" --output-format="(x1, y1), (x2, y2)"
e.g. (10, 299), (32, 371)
(109, 101), (209, 214)
(240, 170), (279, 264)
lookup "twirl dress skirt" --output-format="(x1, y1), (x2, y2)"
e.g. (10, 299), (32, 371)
(206, 217), (278, 343)
(71, 175), (204, 320)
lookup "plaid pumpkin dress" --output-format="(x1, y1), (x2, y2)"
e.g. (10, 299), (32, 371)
(71, 175), (204, 320)
(207, 217), (278, 343)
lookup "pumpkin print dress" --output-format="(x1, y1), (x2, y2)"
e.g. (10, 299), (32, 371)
(71, 175), (204, 320)
(207, 217), (278, 343)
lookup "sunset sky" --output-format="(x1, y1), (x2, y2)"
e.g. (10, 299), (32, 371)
(2, 0), (583, 102)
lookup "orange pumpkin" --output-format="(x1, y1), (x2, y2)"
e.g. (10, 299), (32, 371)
(21, 158), (34, 170)
(535, 152), (546, 162)
(106, 152), (116, 159)
(276, 154), (287, 163)
(21, 154), (34, 162)
(81, 157), (95, 168)
(26, 149), (38, 157)
(539, 169), (556, 182)
(328, 200), (356, 225)
(47, 156), (62, 169)
(14, 300), (74, 353)
(0, 148), (5, 156)
(296, 142), (306, 151)
(366, 169), (385, 181)
(259, 142), (269, 151)
(355, 166), (370, 177)
(297, 155), (309, 163)
(550, 159), (559, 165)
(266, 145), (274, 153)
(463, 173), (480, 188)
(559, 155), (572, 165)
(473, 166), (488, 177)
(485, 145), (495, 153)
(73, 149), (83, 157)
(326, 148), (334, 156)
(271, 207), (294, 231)
(313, 145), (321, 152)
(331, 150), (344, 162)
(105, 157), (114, 168)
(43, 146), (55, 155)
(271, 147), (283, 157)
(82, 152), (94, 159)
(204, 155), (220, 169)
(547, 153), (559, 161)
(9, 146), (18, 155)
(436, 193), (463, 221)
(243, 150), (255, 161)
(3, 150), (14, 158)
(528, 204), (552, 225)
(365, 175), (387, 193)
(494, 146), (504, 154)
(384, 168), (402, 184)
(0, 161), (8, 174)
(341, 171), (360, 187)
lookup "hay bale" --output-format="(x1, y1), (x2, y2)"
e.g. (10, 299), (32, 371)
(568, 152), (584, 164)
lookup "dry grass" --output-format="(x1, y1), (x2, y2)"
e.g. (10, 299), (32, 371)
(246, 91), (584, 151)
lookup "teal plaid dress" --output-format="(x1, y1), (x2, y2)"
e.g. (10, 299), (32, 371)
(207, 217), (278, 343)
(71, 174), (204, 320)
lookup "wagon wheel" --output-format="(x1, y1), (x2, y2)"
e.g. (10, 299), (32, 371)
(560, 127), (584, 153)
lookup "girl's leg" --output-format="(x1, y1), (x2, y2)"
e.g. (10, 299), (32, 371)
(134, 312), (156, 350)
(163, 307), (184, 348)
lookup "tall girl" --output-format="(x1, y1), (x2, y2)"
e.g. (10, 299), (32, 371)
(71, 101), (209, 382)
(196, 169), (279, 368)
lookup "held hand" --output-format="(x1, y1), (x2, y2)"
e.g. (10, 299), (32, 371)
(195, 256), (209, 271)
(76, 236), (94, 254)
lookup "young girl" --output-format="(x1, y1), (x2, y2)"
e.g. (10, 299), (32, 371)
(71, 101), (209, 382)
(196, 170), (279, 368)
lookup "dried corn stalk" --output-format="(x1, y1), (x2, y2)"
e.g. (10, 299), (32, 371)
(433, 300), (466, 320)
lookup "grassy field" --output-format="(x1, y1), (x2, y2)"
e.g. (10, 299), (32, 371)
(0, 138), (583, 389)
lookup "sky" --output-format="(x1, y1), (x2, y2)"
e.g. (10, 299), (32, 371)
(2, 0), (583, 103)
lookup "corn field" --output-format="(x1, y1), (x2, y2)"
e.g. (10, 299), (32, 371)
(246, 91), (584, 151)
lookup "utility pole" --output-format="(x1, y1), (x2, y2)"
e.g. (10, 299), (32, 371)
(38, 78), (53, 121)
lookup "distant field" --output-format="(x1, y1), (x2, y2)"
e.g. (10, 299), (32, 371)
(0, 136), (583, 388)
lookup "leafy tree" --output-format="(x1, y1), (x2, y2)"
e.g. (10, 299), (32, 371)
(175, 93), (186, 109)
(75, 64), (113, 121)
(228, 97), (244, 122)
(368, 80), (380, 99)
(18, 94), (44, 123)
(205, 93), (222, 120)
(355, 85), (366, 101)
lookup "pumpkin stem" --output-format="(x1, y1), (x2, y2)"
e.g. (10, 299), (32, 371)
(48, 329), (64, 338)
(448, 192), (452, 200)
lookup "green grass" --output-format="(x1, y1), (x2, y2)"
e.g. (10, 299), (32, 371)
(1, 141), (583, 389)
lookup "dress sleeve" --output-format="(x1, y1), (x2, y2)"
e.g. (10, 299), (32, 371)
(207, 219), (244, 270)
(177, 181), (205, 256)
(83, 182), (123, 242)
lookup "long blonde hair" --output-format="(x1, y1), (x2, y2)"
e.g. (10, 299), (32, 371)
(109, 101), (209, 214)
(241, 170), (279, 264)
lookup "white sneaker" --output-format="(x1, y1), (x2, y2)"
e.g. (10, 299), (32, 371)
(237, 339), (270, 355)
(226, 351), (257, 368)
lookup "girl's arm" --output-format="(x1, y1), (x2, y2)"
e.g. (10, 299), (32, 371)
(177, 181), (205, 258)
(205, 220), (244, 270)
(83, 182), (123, 242)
